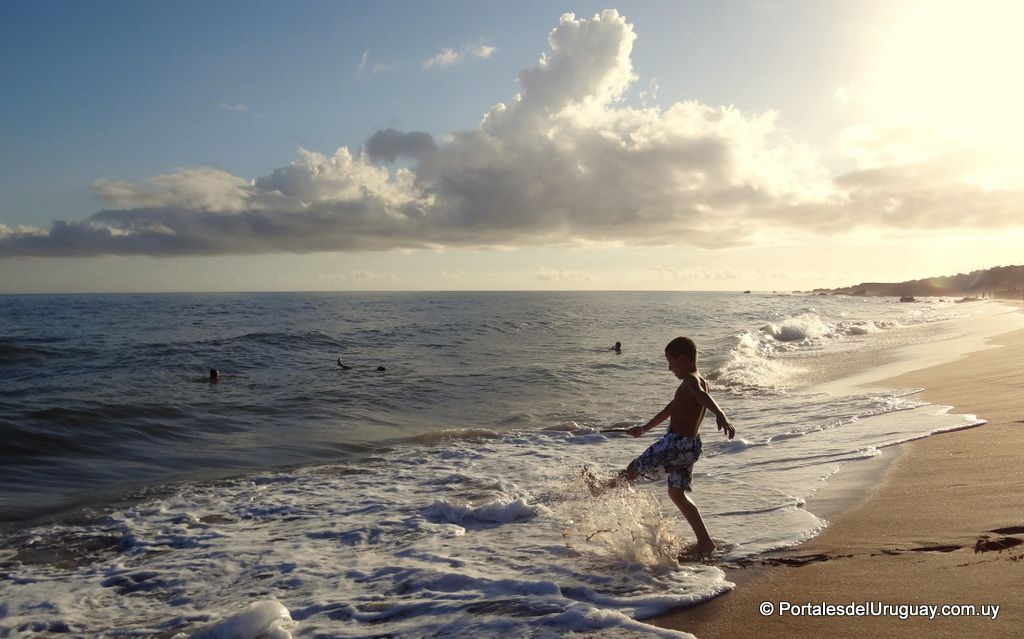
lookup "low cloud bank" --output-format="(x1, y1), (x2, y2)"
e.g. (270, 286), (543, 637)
(3, 9), (1021, 259)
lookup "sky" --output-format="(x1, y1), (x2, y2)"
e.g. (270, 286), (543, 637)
(1, 0), (1023, 293)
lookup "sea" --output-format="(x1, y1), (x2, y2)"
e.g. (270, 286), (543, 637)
(1, 291), (1020, 638)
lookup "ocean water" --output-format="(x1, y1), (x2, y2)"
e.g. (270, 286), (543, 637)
(0, 292), (1017, 638)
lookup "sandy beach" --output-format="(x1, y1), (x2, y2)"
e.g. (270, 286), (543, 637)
(650, 320), (1024, 638)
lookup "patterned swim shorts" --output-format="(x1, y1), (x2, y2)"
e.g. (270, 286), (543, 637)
(630, 432), (702, 491)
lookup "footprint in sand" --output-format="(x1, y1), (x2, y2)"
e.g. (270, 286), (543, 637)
(974, 536), (1023, 553)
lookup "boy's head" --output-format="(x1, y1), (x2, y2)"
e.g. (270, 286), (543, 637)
(664, 336), (697, 377)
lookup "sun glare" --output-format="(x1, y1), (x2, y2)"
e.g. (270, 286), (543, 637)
(863, 0), (1024, 166)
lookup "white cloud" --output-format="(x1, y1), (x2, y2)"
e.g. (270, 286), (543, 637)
(627, 266), (739, 281)
(92, 167), (253, 212)
(0, 224), (45, 238)
(469, 43), (496, 59)
(3, 9), (1023, 260)
(530, 267), (593, 281)
(423, 48), (460, 69)
(423, 40), (497, 69)
(832, 85), (855, 105)
(216, 102), (248, 112)
(350, 269), (395, 281)
(317, 269), (395, 282)
(357, 50), (394, 75)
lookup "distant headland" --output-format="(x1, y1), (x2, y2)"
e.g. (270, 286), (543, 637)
(811, 265), (1024, 300)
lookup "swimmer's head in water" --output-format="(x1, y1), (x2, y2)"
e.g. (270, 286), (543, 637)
(210, 368), (219, 380)
(376, 366), (386, 371)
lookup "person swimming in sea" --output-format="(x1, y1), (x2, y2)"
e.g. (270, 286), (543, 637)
(611, 341), (622, 353)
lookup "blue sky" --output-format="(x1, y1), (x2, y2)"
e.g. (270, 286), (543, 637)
(2, 1), (1023, 292)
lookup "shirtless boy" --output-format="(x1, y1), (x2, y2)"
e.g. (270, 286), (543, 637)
(589, 336), (735, 555)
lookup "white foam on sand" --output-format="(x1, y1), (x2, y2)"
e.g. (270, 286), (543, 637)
(0, 431), (720, 638)
(811, 301), (1024, 395)
(0, 393), (987, 638)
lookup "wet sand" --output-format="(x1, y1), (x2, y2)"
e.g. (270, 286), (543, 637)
(648, 325), (1024, 638)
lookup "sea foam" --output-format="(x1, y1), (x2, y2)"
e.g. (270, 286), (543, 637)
(188, 600), (294, 639)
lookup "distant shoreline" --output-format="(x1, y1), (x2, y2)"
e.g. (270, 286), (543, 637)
(811, 264), (1024, 300)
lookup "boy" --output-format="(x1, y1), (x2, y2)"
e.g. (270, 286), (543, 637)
(588, 336), (734, 556)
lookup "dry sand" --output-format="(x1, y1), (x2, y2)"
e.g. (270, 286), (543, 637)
(649, 326), (1024, 638)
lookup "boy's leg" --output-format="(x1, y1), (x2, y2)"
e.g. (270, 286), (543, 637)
(584, 432), (669, 496)
(582, 462), (638, 496)
(618, 461), (639, 482)
(667, 485), (716, 554)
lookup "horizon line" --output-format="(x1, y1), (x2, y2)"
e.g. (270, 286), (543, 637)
(0, 288), (780, 296)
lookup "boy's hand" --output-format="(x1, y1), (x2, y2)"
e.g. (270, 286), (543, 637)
(716, 414), (735, 440)
(627, 425), (644, 438)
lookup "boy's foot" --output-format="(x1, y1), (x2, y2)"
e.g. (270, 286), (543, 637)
(581, 466), (604, 497)
(678, 541), (718, 559)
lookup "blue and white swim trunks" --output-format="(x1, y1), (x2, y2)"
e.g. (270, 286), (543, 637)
(630, 432), (702, 491)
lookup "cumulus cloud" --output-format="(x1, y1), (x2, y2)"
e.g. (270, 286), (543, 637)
(423, 41), (496, 68)
(3, 9), (1022, 260)
(92, 167), (253, 212)
(364, 129), (438, 164)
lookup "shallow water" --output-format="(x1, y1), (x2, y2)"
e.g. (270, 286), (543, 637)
(0, 292), (1014, 637)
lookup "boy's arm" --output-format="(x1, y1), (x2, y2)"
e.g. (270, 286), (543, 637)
(684, 375), (735, 439)
(626, 401), (672, 438)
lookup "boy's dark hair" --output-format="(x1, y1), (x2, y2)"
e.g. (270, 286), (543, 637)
(665, 336), (697, 361)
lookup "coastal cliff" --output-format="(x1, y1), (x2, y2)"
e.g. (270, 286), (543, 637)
(814, 265), (1024, 299)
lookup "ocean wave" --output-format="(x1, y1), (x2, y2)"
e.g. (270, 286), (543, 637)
(0, 340), (62, 363)
(423, 497), (544, 524)
(709, 310), (909, 394)
(1, 420), (96, 457)
(540, 421), (586, 432)
(408, 427), (504, 445)
(713, 438), (755, 453)
(207, 330), (344, 351)
(707, 331), (797, 395)
(5, 404), (194, 459)
(762, 313), (832, 342)
(714, 497), (805, 517)
(27, 403), (186, 425)
(767, 431), (805, 443)
(190, 600), (293, 639)
(761, 313), (900, 344)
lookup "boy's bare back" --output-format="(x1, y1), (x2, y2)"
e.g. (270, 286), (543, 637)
(669, 373), (709, 439)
